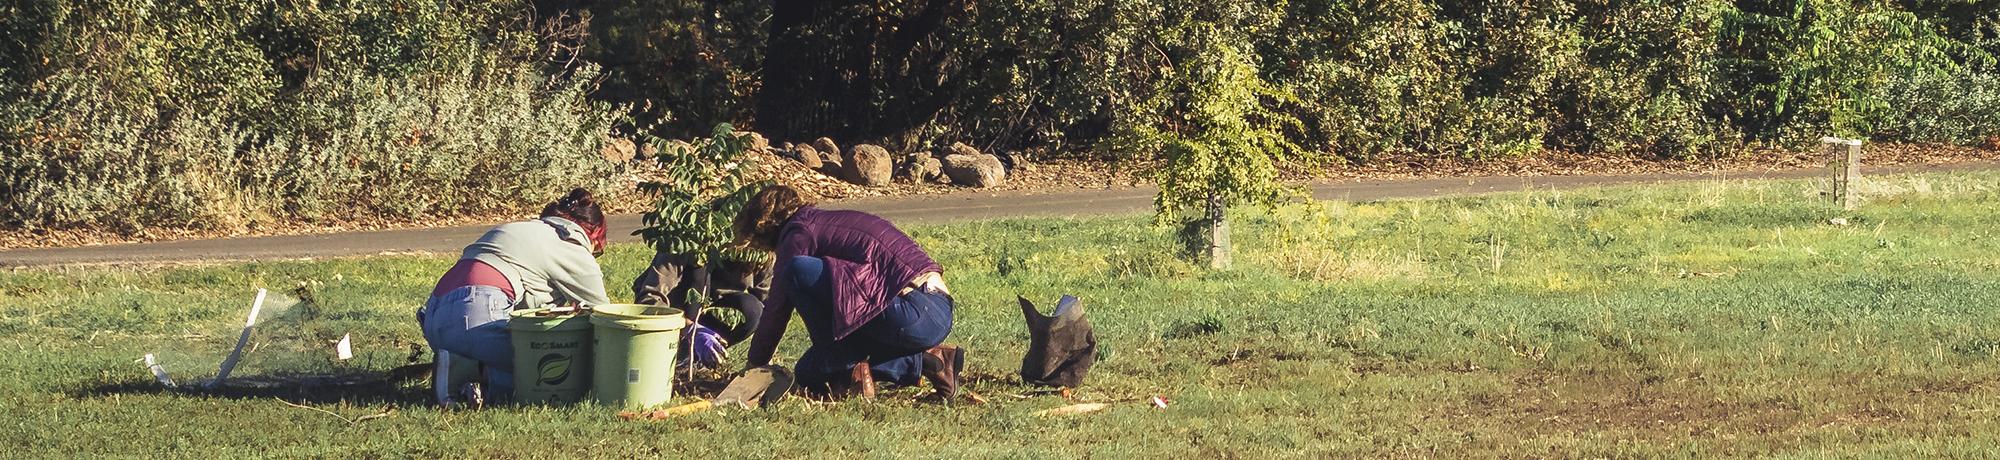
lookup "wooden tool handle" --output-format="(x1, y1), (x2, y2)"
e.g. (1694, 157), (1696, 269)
(619, 400), (715, 421)
(657, 400), (714, 418)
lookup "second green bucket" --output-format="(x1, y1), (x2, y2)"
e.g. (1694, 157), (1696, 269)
(590, 304), (686, 410)
(508, 309), (593, 405)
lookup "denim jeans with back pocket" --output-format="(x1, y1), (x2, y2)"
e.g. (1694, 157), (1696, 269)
(785, 256), (954, 389)
(420, 285), (516, 398)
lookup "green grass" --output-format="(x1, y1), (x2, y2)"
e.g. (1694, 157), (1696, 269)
(5, 171), (2000, 457)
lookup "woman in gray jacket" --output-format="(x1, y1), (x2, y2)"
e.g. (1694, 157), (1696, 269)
(420, 188), (611, 406)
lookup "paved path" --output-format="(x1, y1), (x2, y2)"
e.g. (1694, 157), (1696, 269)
(4, 161), (1993, 267)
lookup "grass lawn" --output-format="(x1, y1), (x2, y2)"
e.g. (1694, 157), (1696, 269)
(5, 171), (2000, 458)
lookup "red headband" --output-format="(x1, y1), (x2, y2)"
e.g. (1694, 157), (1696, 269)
(587, 223), (607, 254)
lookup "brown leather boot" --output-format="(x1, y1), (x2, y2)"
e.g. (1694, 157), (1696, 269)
(922, 345), (966, 400)
(848, 362), (876, 400)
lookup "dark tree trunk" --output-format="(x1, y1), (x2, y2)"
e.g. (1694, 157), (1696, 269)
(757, 0), (840, 142)
(755, 0), (1001, 146)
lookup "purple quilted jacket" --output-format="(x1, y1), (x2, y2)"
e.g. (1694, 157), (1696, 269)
(745, 207), (942, 366)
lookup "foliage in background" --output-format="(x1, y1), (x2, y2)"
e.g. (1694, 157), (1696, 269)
(751, 0), (1028, 151)
(633, 123), (770, 268)
(1868, 71), (2000, 145)
(1097, 4), (1306, 267)
(0, 0), (621, 232)
(5, 0), (2000, 233)
(589, 0), (1998, 159)
(1714, 0), (1991, 144)
(583, 1), (768, 136)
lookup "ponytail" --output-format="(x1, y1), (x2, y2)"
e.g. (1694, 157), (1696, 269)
(542, 188), (608, 255)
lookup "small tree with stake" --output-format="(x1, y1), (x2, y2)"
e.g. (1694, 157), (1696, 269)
(635, 123), (771, 376)
(634, 123), (771, 302)
(1103, 22), (1302, 269)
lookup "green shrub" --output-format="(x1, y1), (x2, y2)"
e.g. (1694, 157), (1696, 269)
(633, 123), (768, 267)
(7, 0), (2000, 234)
(0, 0), (620, 232)
(586, 1), (767, 135)
(1713, 0), (1986, 146)
(260, 60), (623, 221)
(1868, 70), (2000, 145)
(1, 58), (620, 231)
(739, 0), (1993, 159)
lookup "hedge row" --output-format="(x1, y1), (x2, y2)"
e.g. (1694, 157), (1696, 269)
(0, 0), (620, 231)
(5, 0), (1998, 231)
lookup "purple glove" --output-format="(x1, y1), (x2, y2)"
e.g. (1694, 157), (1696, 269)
(686, 324), (728, 369)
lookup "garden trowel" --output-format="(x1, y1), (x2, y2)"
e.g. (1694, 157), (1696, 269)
(621, 365), (793, 420)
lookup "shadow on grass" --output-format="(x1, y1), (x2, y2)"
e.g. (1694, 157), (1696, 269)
(78, 366), (432, 406)
(79, 366), (1031, 407)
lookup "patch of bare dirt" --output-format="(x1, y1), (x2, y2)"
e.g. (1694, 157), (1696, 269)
(1432, 368), (2000, 448)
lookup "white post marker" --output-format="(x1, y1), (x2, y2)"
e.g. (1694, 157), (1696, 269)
(144, 354), (175, 388)
(207, 288), (267, 388)
(1821, 136), (1864, 210)
(336, 333), (353, 361)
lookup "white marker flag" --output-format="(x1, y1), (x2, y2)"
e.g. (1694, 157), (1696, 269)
(336, 334), (353, 360)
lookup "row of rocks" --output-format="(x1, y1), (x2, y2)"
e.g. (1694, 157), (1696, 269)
(607, 131), (1013, 189)
(775, 137), (1009, 189)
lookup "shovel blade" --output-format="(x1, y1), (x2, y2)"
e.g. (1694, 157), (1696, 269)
(714, 365), (794, 409)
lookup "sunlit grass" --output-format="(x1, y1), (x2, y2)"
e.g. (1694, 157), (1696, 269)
(3, 170), (1998, 457)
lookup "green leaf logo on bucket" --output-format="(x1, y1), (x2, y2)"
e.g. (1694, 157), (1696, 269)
(538, 352), (575, 386)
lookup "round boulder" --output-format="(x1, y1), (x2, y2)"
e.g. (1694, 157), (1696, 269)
(600, 137), (637, 163)
(942, 153), (1007, 188)
(844, 144), (895, 187)
(945, 141), (980, 158)
(915, 155), (945, 183)
(898, 152), (944, 183)
(812, 137), (841, 160)
(791, 143), (824, 170)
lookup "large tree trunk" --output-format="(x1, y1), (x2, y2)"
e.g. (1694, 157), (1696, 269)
(754, 0), (999, 146)
(755, 0), (831, 142)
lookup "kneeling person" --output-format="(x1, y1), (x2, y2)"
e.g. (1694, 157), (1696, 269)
(731, 185), (965, 399)
(632, 249), (773, 368)
(418, 189), (611, 405)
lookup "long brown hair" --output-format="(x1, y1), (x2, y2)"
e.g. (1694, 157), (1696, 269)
(732, 185), (811, 251)
(542, 188), (607, 255)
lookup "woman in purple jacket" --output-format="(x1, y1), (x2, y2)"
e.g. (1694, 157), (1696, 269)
(731, 185), (965, 400)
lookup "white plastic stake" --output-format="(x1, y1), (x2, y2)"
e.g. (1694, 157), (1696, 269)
(336, 334), (353, 361)
(207, 289), (267, 388)
(144, 354), (175, 388)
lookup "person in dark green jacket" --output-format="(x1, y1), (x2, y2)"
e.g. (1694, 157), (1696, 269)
(631, 249), (773, 368)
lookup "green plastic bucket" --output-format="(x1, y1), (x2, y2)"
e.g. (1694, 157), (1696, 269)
(507, 309), (593, 405)
(590, 304), (686, 410)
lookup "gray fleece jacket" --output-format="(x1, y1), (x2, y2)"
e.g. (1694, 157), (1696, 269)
(461, 216), (611, 309)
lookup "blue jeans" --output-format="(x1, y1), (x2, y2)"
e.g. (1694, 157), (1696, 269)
(785, 256), (954, 390)
(420, 285), (516, 398)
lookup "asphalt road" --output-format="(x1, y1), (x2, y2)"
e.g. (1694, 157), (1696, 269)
(4, 161), (1993, 268)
